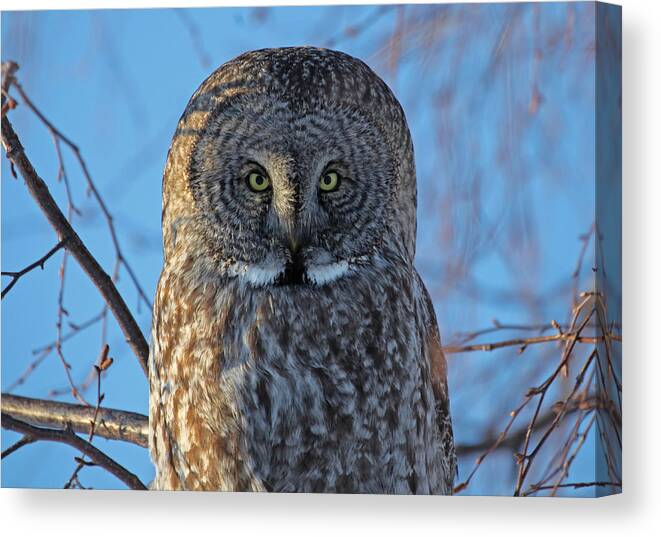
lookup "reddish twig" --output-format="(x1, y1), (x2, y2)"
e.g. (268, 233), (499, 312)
(454, 289), (621, 496)
(512, 304), (596, 495)
(447, 320), (565, 346)
(324, 6), (394, 48)
(65, 345), (113, 488)
(443, 330), (620, 355)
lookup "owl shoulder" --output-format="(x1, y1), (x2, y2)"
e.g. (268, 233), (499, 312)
(412, 270), (457, 482)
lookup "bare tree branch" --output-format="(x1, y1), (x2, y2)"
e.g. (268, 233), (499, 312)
(173, 9), (212, 68)
(323, 5), (394, 48)
(453, 291), (621, 495)
(4, 311), (105, 393)
(523, 481), (621, 494)
(8, 75), (152, 313)
(443, 330), (621, 355)
(454, 399), (597, 456)
(1, 393), (148, 448)
(1, 435), (35, 459)
(1, 114), (149, 375)
(1, 239), (67, 298)
(1, 412), (147, 490)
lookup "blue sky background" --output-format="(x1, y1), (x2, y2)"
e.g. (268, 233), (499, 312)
(1, 3), (611, 495)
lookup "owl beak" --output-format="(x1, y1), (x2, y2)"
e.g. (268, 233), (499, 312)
(285, 221), (306, 255)
(288, 236), (301, 254)
(277, 232), (306, 286)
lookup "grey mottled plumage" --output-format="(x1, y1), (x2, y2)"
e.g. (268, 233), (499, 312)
(149, 47), (456, 493)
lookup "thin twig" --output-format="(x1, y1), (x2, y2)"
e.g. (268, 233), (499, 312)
(443, 330), (620, 355)
(524, 481), (621, 493)
(571, 223), (595, 310)
(447, 320), (564, 346)
(1, 240), (67, 298)
(453, 292), (621, 495)
(454, 398), (598, 456)
(1, 435), (35, 459)
(513, 306), (596, 495)
(4, 311), (105, 393)
(65, 346), (112, 488)
(53, 245), (89, 405)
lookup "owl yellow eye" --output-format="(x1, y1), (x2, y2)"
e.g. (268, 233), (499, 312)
(246, 171), (270, 192)
(319, 171), (340, 192)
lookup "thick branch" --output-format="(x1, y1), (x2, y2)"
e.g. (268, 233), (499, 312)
(1, 412), (147, 490)
(1, 115), (149, 375)
(1, 393), (148, 448)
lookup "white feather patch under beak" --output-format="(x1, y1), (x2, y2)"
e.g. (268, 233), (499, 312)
(231, 261), (285, 287)
(305, 260), (350, 286)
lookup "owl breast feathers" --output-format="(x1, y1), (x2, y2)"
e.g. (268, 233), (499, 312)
(149, 47), (456, 494)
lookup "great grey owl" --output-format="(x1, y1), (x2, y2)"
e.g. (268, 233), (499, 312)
(149, 47), (456, 494)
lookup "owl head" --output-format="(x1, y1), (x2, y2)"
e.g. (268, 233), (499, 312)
(162, 47), (417, 287)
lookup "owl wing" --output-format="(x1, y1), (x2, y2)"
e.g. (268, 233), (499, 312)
(414, 271), (457, 491)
